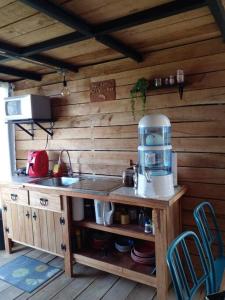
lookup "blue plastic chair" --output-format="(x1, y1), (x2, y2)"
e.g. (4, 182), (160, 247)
(194, 201), (225, 293)
(167, 231), (212, 300)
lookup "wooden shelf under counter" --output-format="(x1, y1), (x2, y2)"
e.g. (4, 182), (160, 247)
(73, 220), (155, 242)
(74, 249), (156, 287)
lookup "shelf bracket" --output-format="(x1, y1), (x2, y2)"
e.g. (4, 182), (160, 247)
(15, 123), (34, 138)
(34, 122), (53, 137)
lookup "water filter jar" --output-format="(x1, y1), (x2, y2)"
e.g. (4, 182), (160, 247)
(139, 126), (171, 146)
(138, 145), (172, 176)
(138, 114), (174, 197)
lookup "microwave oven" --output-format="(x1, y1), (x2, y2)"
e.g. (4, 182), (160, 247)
(4, 94), (52, 122)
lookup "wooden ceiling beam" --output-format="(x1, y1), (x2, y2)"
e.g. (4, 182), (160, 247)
(20, 0), (93, 36)
(0, 40), (78, 72)
(19, 0), (143, 62)
(207, 0), (225, 40)
(18, 0), (208, 58)
(21, 32), (86, 56)
(94, 0), (208, 35)
(0, 64), (42, 81)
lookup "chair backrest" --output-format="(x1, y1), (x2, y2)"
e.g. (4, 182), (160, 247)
(167, 231), (211, 300)
(194, 201), (224, 292)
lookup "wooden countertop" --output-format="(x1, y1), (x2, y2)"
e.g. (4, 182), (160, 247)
(0, 176), (187, 209)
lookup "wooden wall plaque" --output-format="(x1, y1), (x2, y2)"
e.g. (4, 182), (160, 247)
(90, 79), (116, 102)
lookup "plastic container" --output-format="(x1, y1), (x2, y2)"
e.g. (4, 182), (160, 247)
(138, 114), (174, 197)
(72, 198), (84, 221)
(139, 126), (171, 146)
(138, 114), (171, 146)
(138, 145), (172, 176)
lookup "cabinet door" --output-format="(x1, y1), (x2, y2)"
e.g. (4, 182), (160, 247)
(53, 212), (64, 256)
(11, 203), (21, 242)
(45, 211), (64, 255)
(24, 207), (33, 245)
(17, 205), (26, 243)
(31, 208), (42, 248)
(11, 204), (33, 245)
(38, 209), (49, 250)
(32, 209), (64, 256)
(1, 200), (12, 238)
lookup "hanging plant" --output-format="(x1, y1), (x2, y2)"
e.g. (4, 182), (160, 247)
(130, 78), (149, 118)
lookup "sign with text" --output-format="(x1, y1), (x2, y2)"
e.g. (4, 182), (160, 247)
(90, 79), (116, 102)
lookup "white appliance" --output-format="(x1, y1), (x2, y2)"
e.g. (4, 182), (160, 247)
(72, 198), (84, 221)
(137, 114), (175, 197)
(94, 200), (115, 226)
(4, 94), (51, 121)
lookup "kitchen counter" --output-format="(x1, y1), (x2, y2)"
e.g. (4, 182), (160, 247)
(0, 175), (186, 208)
(0, 175), (39, 187)
(0, 175), (186, 300)
(110, 185), (186, 207)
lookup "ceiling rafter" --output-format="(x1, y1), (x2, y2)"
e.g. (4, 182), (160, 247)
(94, 0), (208, 35)
(0, 0), (211, 80)
(207, 0), (225, 40)
(0, 64), (42, 81)
(19, 0), (143, 62)
(21, 32), (86, 57)
(17, 0), (208, 57)
(0, 39), (78, 72)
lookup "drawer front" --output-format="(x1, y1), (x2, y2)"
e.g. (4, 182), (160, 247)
(1, 188), (28, 205)
(29, 191), (62, 212)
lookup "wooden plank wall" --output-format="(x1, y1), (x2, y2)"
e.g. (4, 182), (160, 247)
(14, 35), (225, 244)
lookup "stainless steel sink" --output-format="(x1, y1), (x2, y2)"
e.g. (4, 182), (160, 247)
(34, 177), (81, 187)
(33, 176), (122, 195)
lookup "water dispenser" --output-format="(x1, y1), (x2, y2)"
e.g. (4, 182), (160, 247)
(138, 114), (175, 197)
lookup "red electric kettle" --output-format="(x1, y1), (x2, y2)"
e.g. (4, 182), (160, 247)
(26, 150), (49, 177)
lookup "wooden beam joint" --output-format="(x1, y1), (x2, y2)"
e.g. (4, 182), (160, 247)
(207, 0), (225, 41)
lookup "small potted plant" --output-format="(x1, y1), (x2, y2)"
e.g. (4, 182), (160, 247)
(130, 78), (149, 118)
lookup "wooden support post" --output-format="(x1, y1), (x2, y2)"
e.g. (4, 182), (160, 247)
(2, 199), (12, 254)
(62, 196), (73, 277)
(153, 208), (169, 300)
(4, 236), (12, 254)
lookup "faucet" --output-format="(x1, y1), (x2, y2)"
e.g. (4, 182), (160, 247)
(144, 169), (152, 183)
(58, 150), (73, 177)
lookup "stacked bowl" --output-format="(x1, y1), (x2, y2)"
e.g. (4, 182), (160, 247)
(131, 241), (155, 265)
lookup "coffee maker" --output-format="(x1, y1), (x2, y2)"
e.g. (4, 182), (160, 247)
(137, 114), (174, 197)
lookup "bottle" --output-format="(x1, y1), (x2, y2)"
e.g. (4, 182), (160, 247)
(138, 209), (145, 227)
(75, 229), (81, 250)
(144, 218), (152, 234)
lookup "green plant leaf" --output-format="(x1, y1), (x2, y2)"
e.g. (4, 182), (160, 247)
(130, 78), (149, 118)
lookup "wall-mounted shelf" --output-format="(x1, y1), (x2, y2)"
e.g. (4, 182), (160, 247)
(8, 119), (54, 139)
(149, 80), (184, 100)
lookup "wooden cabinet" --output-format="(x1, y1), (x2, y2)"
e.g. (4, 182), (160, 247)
(29, 191), (62, 212)
(1, 188), (64, 257)
(1, 199), (12, 238)
(24, 207), (33, 245)
(11, 203), (26, 243)
(1, 187), (28, 205)
(72, 186), (187, 300)
(1, 183), (186, 300)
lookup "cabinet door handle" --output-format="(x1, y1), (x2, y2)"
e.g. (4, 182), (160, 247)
(10, 193), (18, 201)
(40, 198), (48, 206)
(3, 206), (7, 212)
(32, 212), (37, 220)
(25, 211), (30, 218)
